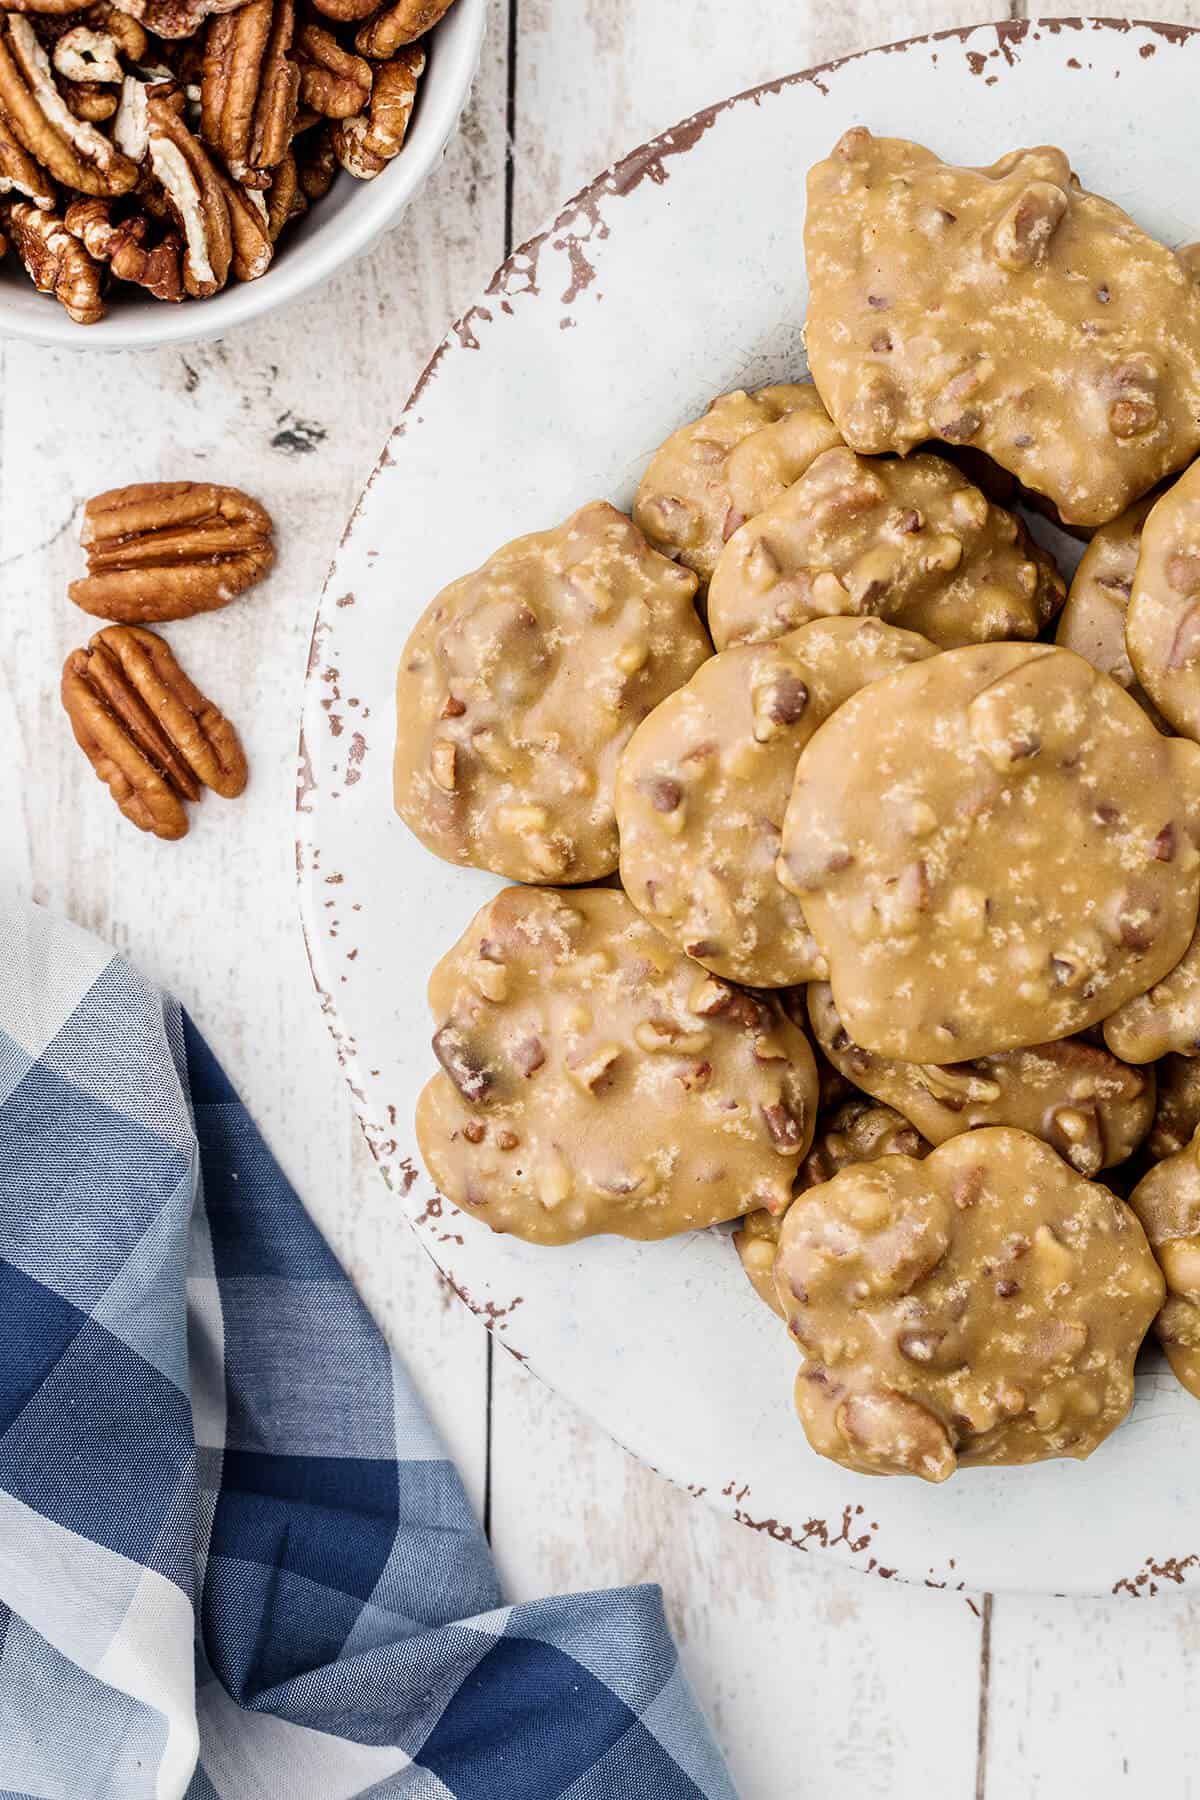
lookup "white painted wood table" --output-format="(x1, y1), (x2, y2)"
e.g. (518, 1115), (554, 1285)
(6, 4), (1200, 1794)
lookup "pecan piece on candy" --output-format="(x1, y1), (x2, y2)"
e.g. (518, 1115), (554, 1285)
(64, 193), (184, 299)
(62, 624), (247, 840)
(295, 22), (369, 119)
(146, 88), (232, 296)
(200, 0), (298, 188)
(3, 196), (105, 320)
(332, 43), (421, 179)
(71, 482), (275, 621)
(0, 15), (137, 195)
(354, 0), (455, 57)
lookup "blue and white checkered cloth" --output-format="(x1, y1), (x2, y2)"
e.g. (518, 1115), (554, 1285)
(0, 897), (735, 1800)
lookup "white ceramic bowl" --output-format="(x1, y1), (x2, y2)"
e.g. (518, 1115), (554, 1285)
(0, 0), (486, 351)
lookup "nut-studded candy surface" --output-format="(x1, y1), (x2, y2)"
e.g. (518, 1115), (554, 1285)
(71, 481), (275, 621)
(632, 385), (842, 589)
(708, 447), (1063, 652)
(734, 1099), (928, 1317)
(780, 643), (1200, 1062)
(616, 616), (935, 987)
(394, 501), (710, 884)
(804, 130), (1200, 528)
(1055, 491), (1165, 723)
(1126, 458), (1200, 741)
(809, 982), (1154, 1176)
(1103, 922), (1200, 1064)
(1149, 1056), (1200, 1163)
(1130, 1129), (1200, 1400)
(777, 1128), (1164, 1480)
(416, 885), (819, 1245)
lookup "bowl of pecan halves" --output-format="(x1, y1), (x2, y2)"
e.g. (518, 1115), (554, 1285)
(0, 0), (484, 345)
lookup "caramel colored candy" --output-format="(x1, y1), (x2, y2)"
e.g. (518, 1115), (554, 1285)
(781, 643), (1200, 1062)
(616, 616), (934, 987)
(416, 886), (818, 1246)
(1149, 1055), (1200, 1163)
(810, 983), (1154, 1176)
(733, 1098), (928, 1317)
(708, 446), (1062, 652)
(633, 385), (842, 588)
(1130, 1128), (1200, 1400)
(1104, 922), (1200, 1064)
(1055, 491), (1167, 727)
(778, 1129), (1164, 1481)
(805, 130), (1200, 527)
(1127, 459), (1200, 741)
(393, 502), (710, 884)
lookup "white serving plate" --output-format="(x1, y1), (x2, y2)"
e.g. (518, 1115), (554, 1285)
(298, 18), (1200, 1597)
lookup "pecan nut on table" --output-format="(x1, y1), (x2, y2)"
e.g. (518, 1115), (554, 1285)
(62, 623), (246, 838)
(58, 479), (273, 836)
(0, 0), (455, 320)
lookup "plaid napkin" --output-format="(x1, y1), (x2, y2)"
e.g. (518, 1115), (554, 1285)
(0, 896), (734, 1800)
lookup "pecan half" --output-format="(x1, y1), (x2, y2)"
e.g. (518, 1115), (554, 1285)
(0, 15), (138, 195)
(52, 25), (126, 85)
(120, 0), (248, 42)
(64, 193), (184, 299)
(0, 109), (53, 204)
(3, 196), (104, 320)
(295, 22), (369, 119)
(332, 43), (421, 179)
(146, 88), (232, 296)
(354, 0), (454, 57)
(71, 482), (275, 622)
(62, 624), (247, 839)
(200, 0), (298, 188)
(63, 78), (118, 122)
(264, 145), (303, 237)
(221, 171), (272, 278)
(0, 0), (85, 14)
(294, 117), (334, 199)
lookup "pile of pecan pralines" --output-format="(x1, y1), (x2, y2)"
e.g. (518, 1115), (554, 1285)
(0, 0), (456, 322)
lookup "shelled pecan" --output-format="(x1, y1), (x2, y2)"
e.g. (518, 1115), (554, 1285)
(221, 169), (271, 278)
(294, 21), (369, 119)
(3, 195), (103, 317)
(0, 109), (54, 203)
(62, 624), (247, 839)
(63, 78), (117, 120)
(64, 191), (183, 298)
(200, 0), (297, 187)
(264, 145), (302, 237)
(0, 14), (137, 193)
(71, 481), (275, 621)
(353, 0), (454, 55)
(145, 86), (231, 295)
(332, 42), (421, 178)
(294, 118), (334, 199)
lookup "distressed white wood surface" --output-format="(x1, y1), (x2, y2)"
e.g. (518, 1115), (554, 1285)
(6, 3), (1200, 1795)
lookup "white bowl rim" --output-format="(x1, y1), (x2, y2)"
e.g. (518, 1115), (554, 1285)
(0, 0), (487, 353)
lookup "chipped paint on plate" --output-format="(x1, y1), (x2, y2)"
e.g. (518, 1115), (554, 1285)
(299, 18), (1200, 1596)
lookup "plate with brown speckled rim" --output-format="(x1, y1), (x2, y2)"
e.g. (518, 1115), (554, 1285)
(298, 18), (1200, 1597)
